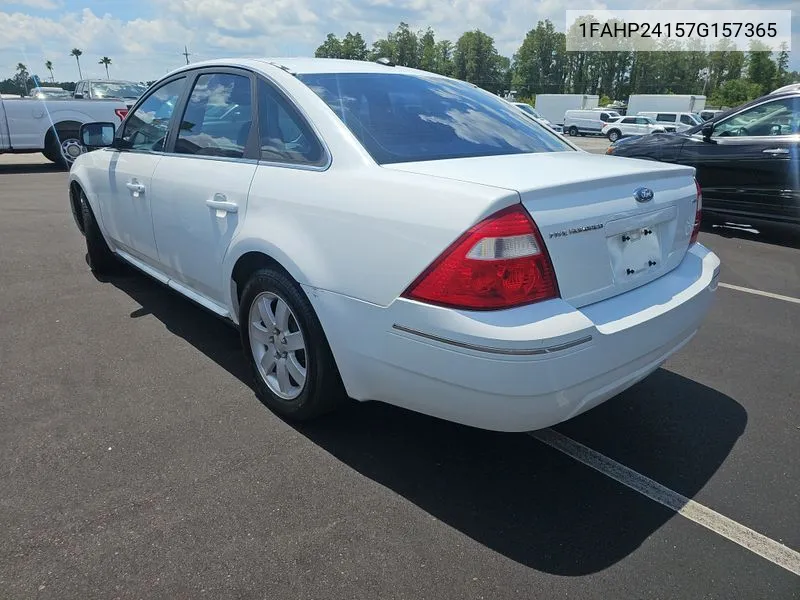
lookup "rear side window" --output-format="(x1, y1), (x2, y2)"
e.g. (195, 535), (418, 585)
(257, 79), (325, 166)
(621, 117), (636, 124)
(175, 73), (253, 159)
(656, 113), (676, 122)
(298, 73), (571, 164)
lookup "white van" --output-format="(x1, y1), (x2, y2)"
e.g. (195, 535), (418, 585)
(563, 109), (621, 136)
(638, 111), (703, 132)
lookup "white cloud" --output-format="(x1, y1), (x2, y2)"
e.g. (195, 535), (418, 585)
(0, 0), (796, 82)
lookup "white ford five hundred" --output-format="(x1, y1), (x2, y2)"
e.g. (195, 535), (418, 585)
(68, 58), (720, 432)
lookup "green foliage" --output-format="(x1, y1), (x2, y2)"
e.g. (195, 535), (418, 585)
(746, 41), (777, 95)
(452, 30), (507, 93)
(315, 33), (343, 58)
(709, 78), (763, 107)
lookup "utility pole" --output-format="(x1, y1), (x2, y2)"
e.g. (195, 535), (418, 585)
(182, 45), (191, 65)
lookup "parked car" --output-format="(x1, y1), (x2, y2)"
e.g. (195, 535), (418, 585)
(607, 90), (800, 231)
(0, 95), (128, 166)
(563, 109), (621, 136)
(638, 111), (704, 132)
(601, 115), (673, 141)
(69, 58), (719, 432)
(512, 102), (552, 127)
(73, 79), (148, 107)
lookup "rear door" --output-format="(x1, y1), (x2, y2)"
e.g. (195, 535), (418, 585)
(150, 69), (258, 305)
(679, 95), (800, 225)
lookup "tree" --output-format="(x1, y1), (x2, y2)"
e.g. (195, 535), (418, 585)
(14, 63), (29, 94)
(453, 30), (505, 93)
(341, 32), (367, 61)
(45, 60), (54, 83)
(513, 20), (568, 96)
(774, 42), (790, 88)
(393, 22), (419, 67)
(315, 34), (342, 58)
(99, 56), (112, 79)
(433, 40), (453, 76)
(710, 78), (763, 107)
(418, 28), (437, 73)
(746, 41), (776, 95)
(70, 48), (83, 79)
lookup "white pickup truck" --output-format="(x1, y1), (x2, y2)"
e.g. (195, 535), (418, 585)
(0, 96), (128, 167)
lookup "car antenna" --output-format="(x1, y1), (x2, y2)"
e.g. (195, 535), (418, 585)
(375, 57), (395, 67)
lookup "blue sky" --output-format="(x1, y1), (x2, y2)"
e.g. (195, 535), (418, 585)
(1, 0), (796, 83)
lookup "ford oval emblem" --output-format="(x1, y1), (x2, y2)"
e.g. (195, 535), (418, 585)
(634, 187), (654, 203)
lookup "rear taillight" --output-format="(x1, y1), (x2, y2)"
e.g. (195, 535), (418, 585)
(690, 178), (702, 245)
(402, 205), (559, 310)
(114, 108), (129, 121)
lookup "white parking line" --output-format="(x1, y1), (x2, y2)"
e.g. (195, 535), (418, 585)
(529, 428), (800, 576)
(719, 283), (800, 305)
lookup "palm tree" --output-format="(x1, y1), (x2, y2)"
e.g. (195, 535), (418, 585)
(70, 48), (83, 79)
(45, 60), (54, 82)
(98, 56), (112, 79)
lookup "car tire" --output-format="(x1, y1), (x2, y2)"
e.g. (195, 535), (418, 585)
(240, 267), (345, 422)
(607, 129), (621, 142)
(80, 192), (118, 274)
(45, 128), (82, 169)
(568, 126), (578, 137)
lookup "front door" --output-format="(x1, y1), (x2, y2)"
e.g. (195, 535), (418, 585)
(679, 95), (800, 225)
(102, 76), (188, 263)
(150, 70), (258, 305)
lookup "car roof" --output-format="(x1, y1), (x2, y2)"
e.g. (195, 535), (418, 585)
(163, 57), (447, 78)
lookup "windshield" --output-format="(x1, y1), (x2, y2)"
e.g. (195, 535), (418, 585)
(298, 73), (571, 164)
(91, 81), (147, 99)
(516, 104), (541, 118)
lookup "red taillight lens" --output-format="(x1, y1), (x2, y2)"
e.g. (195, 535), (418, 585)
(690, 178), (702, 245)
(402, 205), (559, 310)
(114, 108), (129, 121)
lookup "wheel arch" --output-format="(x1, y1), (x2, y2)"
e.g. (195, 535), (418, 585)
(225, 242), (310, 325)
(44, 120), (83, 148)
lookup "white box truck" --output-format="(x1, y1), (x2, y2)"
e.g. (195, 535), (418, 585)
(626, 95), (707, 116)
(534, 94), (599, 127)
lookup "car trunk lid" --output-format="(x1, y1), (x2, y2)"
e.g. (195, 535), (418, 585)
(384, 152), (699, 307)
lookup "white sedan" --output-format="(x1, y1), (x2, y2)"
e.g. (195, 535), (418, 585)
(602, 115), (674, 142)
(69, 58), (720, 432)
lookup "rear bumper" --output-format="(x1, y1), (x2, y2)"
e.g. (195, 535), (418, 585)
(306, 244), (720, 432)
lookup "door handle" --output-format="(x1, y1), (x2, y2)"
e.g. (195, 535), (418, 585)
(206, 194), (238, 213)
(125, 181), (146, 194)
(762, 148), (789, 155)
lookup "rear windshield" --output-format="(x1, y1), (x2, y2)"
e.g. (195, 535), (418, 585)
(297, 73), (572, 164)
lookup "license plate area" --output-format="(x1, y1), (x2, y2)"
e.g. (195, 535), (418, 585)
(608, 225), (662, 279)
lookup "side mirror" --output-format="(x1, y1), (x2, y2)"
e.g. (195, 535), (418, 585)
(701, 123), (714, 140)
(80, 122), (116, 149)
(73, 93), (84, 99)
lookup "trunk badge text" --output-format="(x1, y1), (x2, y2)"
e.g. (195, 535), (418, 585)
(634, 187), (654, 203)
(549, 223), (604, 239)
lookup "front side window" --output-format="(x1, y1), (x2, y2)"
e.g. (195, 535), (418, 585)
(299, 72), (572, 164)
(257, 79), (325, 166)
(656, 113), (675, 122)
(713, 98), (800, 137)
(175, 73), (253, 159)
(121, 77), (186, 152)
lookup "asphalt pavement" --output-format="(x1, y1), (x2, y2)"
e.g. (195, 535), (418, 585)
(1, 153), (798, 599)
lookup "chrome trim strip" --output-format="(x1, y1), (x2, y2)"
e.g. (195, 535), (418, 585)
(391, 324), (592, 356)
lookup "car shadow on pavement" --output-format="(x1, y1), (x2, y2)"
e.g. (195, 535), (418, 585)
(104, 267), (748, 577)
(0, 162), (63, 175)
